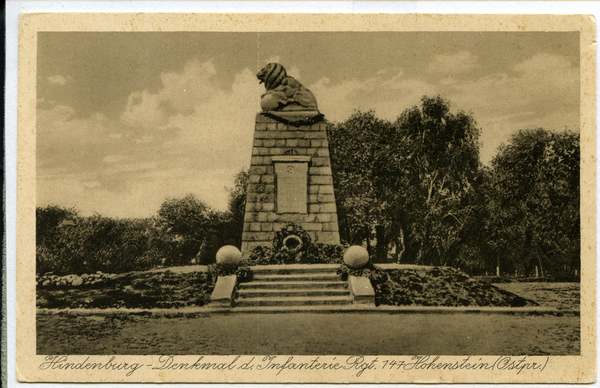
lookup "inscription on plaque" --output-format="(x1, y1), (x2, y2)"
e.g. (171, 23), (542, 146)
(274, 161), (308, 213)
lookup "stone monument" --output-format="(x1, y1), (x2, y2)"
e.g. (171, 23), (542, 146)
(240, 63), (340, 256)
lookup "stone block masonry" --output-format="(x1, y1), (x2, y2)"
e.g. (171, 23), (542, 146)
(241, 113), (341, 256)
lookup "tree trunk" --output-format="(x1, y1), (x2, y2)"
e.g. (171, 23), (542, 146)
(535, 249), (545, 278)
(375, 225), (386, 262)
(196, 236), (207, 263)
(497, 252), (500, 277)
(416, 241), (425, 265)
(397, 227), (405, 264)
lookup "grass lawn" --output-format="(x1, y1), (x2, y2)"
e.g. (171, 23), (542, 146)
(493, 282), (579, 310)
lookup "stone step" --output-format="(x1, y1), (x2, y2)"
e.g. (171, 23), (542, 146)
(252, 273), (341, 282)
(238, 288), (350, 298)
(249, 264), (339, 275)
(235, 295), (353, 307)
(239, 280), (348, 290)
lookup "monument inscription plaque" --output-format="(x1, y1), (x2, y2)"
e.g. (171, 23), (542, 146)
(272, 155), (311, 213)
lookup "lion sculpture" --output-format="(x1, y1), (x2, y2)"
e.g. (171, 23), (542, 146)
(257, 63), (319, 112)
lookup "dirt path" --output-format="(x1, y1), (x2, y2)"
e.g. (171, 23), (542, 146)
(37, 312), (579, 355)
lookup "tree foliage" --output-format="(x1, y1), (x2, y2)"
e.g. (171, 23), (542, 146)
(36, 205), (78, 246)
(156, 194), (216, 265)
(36, 211), (161, 275)
(330, 96), (481, 265)
(395, 96), (480, 266)
(485, 129), (580, 276)
(329, 111), (400, 251)
(225, 168), (249, 247)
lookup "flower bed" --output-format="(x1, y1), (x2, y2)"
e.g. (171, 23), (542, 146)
(207, 263), (253, 283)
(37, 272), (117, 288)
(340, 265), (538, 307)
(37, 270), (213, 310)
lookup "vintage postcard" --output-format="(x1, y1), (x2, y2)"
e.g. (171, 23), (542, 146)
(16, 13), (595, 383)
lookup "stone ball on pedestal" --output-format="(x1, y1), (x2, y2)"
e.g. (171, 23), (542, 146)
(260, 94), (281, 111)
(216, 245), (242, 265)
(343, 246), (370, 269)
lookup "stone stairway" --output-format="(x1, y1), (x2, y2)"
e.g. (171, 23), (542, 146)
(235, 264), (353, 307)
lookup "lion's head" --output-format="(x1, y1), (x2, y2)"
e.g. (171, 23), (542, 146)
(257, 63), (287, 91)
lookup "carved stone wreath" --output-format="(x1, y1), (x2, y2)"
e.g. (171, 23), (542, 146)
(272, 223), (312, 254)
(282, 235), (303, 251)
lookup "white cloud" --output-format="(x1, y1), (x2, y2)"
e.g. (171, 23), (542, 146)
(140, 63), (262, 213)
(265, 56), (281, 64)
(159, 66), (261, 178)
(514, 52), (573, 74)
(159, 60), (217, 112)
(307, 77), (359, 120)
(287, 66), (301, 79)
(446, 53), (579, 164)
(37, 167), (236, 219)
(428, 51), (478, 75)
(308, 52), (577, 166)
(478, 110), (579, 165)
(40, 60), (264, 217)
(121, 90), (167, 128)
(37, 104), (111, 167)
(309, 72), (438, 122)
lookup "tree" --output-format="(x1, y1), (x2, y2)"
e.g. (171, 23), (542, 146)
(395, 96), (481, 266)
(36, 205), (80, 274)
(36, 205), (78, 246)
(225, 168), (249, 247)
(329, 96), (481, 265)
(156, 194), (215, 265)
(36, 207), (160, 275)
(486, 128), (580, 277)
(328, 110), (404, 259)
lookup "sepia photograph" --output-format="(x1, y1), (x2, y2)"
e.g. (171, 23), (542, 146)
(14, 12), (595, 383)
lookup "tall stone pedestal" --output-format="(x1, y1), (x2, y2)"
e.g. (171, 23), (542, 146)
(241, 113), (340, 257)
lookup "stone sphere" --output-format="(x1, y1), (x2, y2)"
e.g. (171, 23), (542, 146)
(343, 246), (369, 269)
(260, 94), (281, 111)
(216, 245), (242, 265)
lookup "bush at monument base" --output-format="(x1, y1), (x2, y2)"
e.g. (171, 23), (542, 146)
(216, 245), (242, 265)
(343, 246), (369, 269)
(247, 243), (344, 265)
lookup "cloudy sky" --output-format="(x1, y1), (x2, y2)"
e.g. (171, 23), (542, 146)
(37, 32), (579, 218)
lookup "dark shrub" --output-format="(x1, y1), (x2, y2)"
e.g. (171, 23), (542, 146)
(208, 262), (253, 283)
(307, 243), (344, 264)
(36, 209), (161, 275)
(248, 245), (275, 265)
(247, 233), (345, 265)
